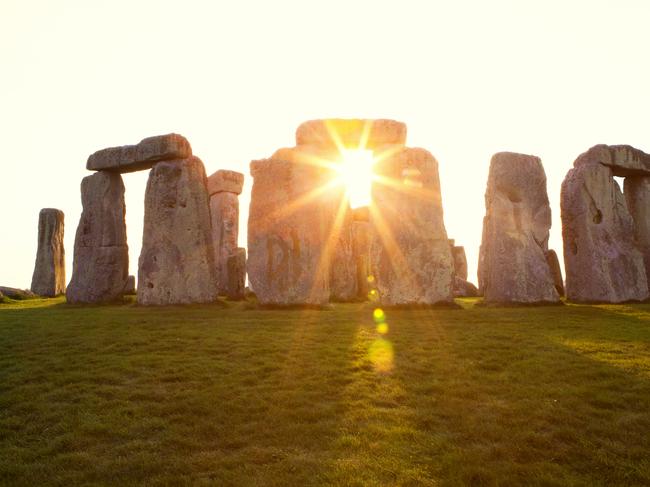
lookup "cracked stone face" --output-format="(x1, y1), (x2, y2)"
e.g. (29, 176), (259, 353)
(478, 152), (560, 304)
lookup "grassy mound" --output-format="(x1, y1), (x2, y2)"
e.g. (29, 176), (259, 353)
(0, 298), (649, 485)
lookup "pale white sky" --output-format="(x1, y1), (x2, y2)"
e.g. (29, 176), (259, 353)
(1, 0), (649, 289)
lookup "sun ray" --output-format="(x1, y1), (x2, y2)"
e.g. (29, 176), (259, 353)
(358, 119), (373, 151)
(324, 119), (347, 154)
(372, 173), (442, 203)
(309, 187), (351, 301)
(368, 202), (417, 293)
(267, 177), (340, 221)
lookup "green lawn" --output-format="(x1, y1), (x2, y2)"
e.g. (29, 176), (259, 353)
(0, 297), (649, 486)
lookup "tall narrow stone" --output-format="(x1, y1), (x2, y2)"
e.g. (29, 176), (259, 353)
(561, 146), (648, 302)
(138, 157), (217, 305)
(226, 248), (247, 300)
(248, 149), (335, 306)
(625, 176), (650, 284)
(31, 208), (66, 296)
(208, 170), (244, 295)
(478, 152), (559, 304)
(352, 207), (371, 299)
(370, 147), (454, 305)
(67, 172), (129, 303)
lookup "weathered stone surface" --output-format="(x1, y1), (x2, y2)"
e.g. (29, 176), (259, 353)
(625, 176), (650, 283)
(329, 205), (357, 302)
(296, 119), (407, 150)
(207, 169), (244, 195)
(226, 248), (246, 300)
(124, 275), (136, 295)
(210, 191), (240, 295)
(352, 220), (372, 299)
(478, 152), (559, 304)
(451, 245), (468, 281)
(0, 286), (36, 300)
(248, 154), (335, 306)
(30, 208), (65, 296)
(545, 249), (565, 297)
(594, 144), (650, 177)
(453, 277), (479, 297)
(561, 147), (649, 302)
(67, 172), (129, 303)
(87, 133), (191, 173)
(137, 156), (217, 305)
(370, 147), (454, 305)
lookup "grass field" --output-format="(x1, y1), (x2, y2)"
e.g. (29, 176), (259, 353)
(0, 297), (649, 486)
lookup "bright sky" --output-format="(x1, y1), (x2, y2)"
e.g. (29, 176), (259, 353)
(1, 0), (649, 289)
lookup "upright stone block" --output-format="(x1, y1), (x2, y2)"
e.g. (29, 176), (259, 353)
(210, 191), (240, 295)
(370, 147), (454, 305)
(561, 146), (649, 302)
(226, 248), (246, 300)
(67, 172), (129, 303)
(138, 156), (217, 305)
(451, 245), (468, 281)
(478, 152), (559, 304)
(625, 176), (650, 284)
(247, 153), (335, 306)
(31, 208), (65, 296)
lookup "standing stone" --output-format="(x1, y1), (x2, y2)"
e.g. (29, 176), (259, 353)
(451, 245), (468, 280)
(138, 157), (217, 305)
(123, 275), (136, 295)
(248, 152), (335, 306)
(562, 146), (649, 302)
(67, 172), (129, 303)
(352, 207), (371, 299)
(478, 152), (559, 304)
(30, 208), (66, 296)
(562, 147), (648, 302)
(625, 176), (650, 284)
(545, 249), (565, 297)
(370, 147), (454, 305)
(226, 248), (246, 300)
(208, 169), (244, 295)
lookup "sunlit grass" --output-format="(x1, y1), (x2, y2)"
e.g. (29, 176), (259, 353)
(1, 298), (649, 485)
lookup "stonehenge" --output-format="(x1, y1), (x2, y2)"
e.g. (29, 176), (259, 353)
(561, 145), (649, 303)
(478, 152), (560, 304)
(207, 169), (245, 296)
(30, 208), (66, 296)
(37, 122), (648, 308)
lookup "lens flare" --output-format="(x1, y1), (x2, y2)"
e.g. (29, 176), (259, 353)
(376, 322), (389, 335)
(373, 308), (385, 323)
(368, 289), (379, 301)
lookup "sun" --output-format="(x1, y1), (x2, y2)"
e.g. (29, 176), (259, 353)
(336, 149), (376, 208)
